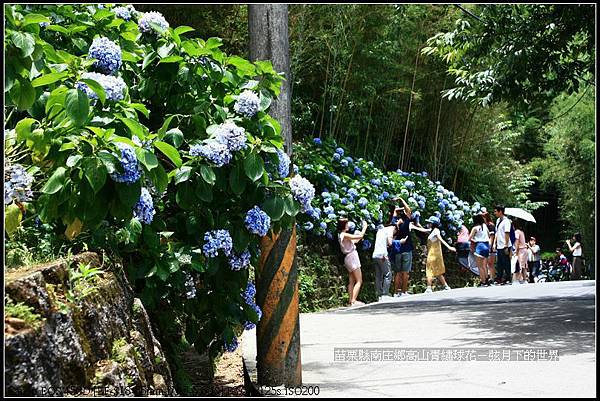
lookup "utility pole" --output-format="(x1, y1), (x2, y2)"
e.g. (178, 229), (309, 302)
(248, 4), (302, 387)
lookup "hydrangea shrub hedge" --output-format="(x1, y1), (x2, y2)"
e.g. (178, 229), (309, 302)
(4, 4), (315, 357)
(294, 137), (485, 248)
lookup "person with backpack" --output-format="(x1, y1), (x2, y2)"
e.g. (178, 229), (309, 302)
(492, 204), (513, 285)
(468, 213), (490, 286)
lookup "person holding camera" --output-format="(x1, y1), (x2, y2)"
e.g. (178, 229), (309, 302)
(566, 233), (583, 280)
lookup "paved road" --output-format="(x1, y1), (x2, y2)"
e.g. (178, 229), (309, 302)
(243, 280), (596, 398)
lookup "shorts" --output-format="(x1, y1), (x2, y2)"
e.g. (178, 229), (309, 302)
(474, 242), (490, 258)
(392, 251), (412, 273)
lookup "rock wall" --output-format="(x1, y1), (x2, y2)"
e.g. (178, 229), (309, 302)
(5, 252), (176, 397)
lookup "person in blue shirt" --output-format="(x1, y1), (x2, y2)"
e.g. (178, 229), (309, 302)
(389, 197), (431, 296)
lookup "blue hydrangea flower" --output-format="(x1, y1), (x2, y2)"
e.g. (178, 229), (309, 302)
(404, 180), (415, 190)
(76, 72), (126, 102)
(333, 153), (341, 161)
(319, 222), (328, 230)
(347, 188), (359, 199)
(215, 122), (247, 152)
(347, 221), (356, 232)
(184, 273), (196, 299)
(303, 222), (314, 231)
(276, 149), (290, 178)
(133, 187), (155, 224)
(113, 6), (132, 20)
(362, 240), (371, 250)
(335, 147), (345, 156)
(110, 143), (142, 184)
(242, 281), (256, 303)
(370, 178), (381, 186)
(289, 175), (315, 211)
(4, 163), (33, 204)
(203, 230), (233, 258)
(234, 90), (260, 118)
(326, 231), (333, 240)
(229, 249), (251, 271)
(354, 167), (362, 176)
(418, 201), (426, 209)
(88, 37), (122, 75)
(323, 205), (335, 215)
(313, 138), (322, 145)
(327, 213), (337, 219)
(340, 159), (349, 167)
(358, 197), (368, 208)
(138, 11), (169, 34)
(340, 197), (348, 205)
(245, 206), (271, 237)
(189, 141), (232, 167)
(306, 206), (321, 220)
(224, 336), (238, 352)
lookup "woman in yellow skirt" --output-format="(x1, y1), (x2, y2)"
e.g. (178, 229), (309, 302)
(424, 216), (456, 293)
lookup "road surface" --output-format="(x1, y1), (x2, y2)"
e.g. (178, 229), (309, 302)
(243, 280), (596, 398)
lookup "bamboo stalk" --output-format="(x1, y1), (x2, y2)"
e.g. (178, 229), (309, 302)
(399, 48), (420, 170)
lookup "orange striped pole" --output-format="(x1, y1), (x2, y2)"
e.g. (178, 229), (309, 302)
(256, 226), (302, 386)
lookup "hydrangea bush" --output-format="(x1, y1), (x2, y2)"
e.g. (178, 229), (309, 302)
(4, 4), (309, 358)
(294, 137), (484, 248)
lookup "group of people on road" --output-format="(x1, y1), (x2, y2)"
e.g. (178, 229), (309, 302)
(338, 196), (456, 306)
(337, 200), (585, 307)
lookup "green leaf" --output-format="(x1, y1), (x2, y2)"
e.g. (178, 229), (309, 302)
(11, 31), (36, 57)
(128, 103), (150, 119)
(229, 163), (246, 195)
(46, 25), (70, 34)
(83, 158), (107, 194)
(22, 14), (51, 26)
(81, 78), (106, 104)
(128, 217), (143, 236)
(5, 204), (23, 238)
(121, 30), (139, 42)
(176, 182), (196, 209)
(175, 26), (195, 35)
(263, 196), (285, 221)
(66, 154), (83, 167)
(11, 78), (36, 111)
(154, 141), (182, 168)
(244, 152), (265, 182)
(65, 88), (90, 127)
(159, 55), (183, 64)
(121, 50), (140, 62)
(205, 37), (223, 49)
(41, 167), (66, 194)
(148, 164), (169, 194)
(199, 165), (216, 185)
(174, 166), (192, 184)
(284, 194), (300, 217)
(97, 151), (119, 174)
(142, 51), (157, 70)
(31, 71), (69, 87)
(136, 148), (159, 171)
(195, 179), (213, 202)
(227, 56), (256, 75)
(119, 117), (146, 137)
(164, 128), (184, 148)
(158, 115), (176, 137)
(15, 118), (38, 142)
(259, 92), (272, 112)
(116, 181), (142, 209)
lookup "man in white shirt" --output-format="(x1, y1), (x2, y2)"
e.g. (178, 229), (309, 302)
(493, 204), (512, 285)
(372, 224), (396, 300)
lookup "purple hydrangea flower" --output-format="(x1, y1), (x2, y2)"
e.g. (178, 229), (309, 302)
(133, 187), (155, 224)
(276, 149), (290, 178)
(245, 206), (271, 237)
(224, 336), (238, 352)
(110, 143), (142, 184)
(215, 122), (247, 152)
(189, 142), (232, 167)
(203, 229), (233, 258)
(313, 138), (322, 145)
(234, 90), (260, 118)
(4, 163), (34, 204)
(289, 175), (315, 211)
(88, 37), (122, 75)
(113, 6), (132, 20)
(138, 11), (169, 34)
(229, 249), (251, 271)
(76, 72), (126, 101)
